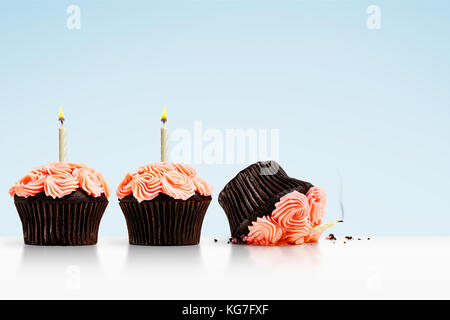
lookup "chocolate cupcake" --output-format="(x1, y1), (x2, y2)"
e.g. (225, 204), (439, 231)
(117, 162), (213, 246)
(9, 162), (110, 246)
(218, 161), (327, 246)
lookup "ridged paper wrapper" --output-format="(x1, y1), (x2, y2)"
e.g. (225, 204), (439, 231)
(119, 193), (211, 246)
(14, 190), (108, 246)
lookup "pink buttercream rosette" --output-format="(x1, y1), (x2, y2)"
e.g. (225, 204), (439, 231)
(9, 162), (111, 199)
(117, 162), (213, 202)
(244, 187), (327, 246)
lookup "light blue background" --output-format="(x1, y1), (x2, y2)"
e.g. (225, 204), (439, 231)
(1, 0), (449, 237)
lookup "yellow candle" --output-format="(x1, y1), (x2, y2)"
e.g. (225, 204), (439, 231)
(59, 107), (67, 163)
(161, 106), (168, 162)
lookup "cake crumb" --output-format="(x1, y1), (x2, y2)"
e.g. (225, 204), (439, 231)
(345, 236), (353, 241)
(214, 239), (218, 243)
(326, 233), (337, 241)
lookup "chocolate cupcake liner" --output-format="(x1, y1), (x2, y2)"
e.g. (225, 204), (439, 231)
(218, 160), (313, 239)
(14, 192), (108, 246)
(119, 194), (211, 246)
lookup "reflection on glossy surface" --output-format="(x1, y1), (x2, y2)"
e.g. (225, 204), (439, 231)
(20, 244), (100, 271)
(125, 244), (203, 271)
(229, 242), (323, 269)
(17, 241), (102, 293)
(2, 237), (450, 299)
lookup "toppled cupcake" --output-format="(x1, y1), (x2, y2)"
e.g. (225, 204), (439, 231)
(117, 162), (213, 246)
(9, 162), (110, 246)
(218, 161), (327, 246)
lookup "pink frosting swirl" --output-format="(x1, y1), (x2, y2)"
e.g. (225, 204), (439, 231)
(244, 216), (284, 246)
(30, 165), (51, 176)
(46, 163), (73, 177)
(97, 172), (111, 198)
(14, 173), (46, 198)
(8, 185), (16, 197)
(192, 176), (214, 197)
(73, 168), (105, 198)
(173, 163), (197, 177)
(117, 163), (213, 201)
(307, 186), (327, 227)
(9, 162), (110, 199)
(149, 162), (177, 177)
(44, 174), (79, 199)
(244, 187), (327, 246)
(132, 171), (163, 202)
(116, 172), (134, 199)
(272, 191), (312, 245)
(161, 170), (196, 200)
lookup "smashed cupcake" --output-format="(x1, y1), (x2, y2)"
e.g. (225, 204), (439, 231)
(9, 162), (110, 246)
(117, 162), (213, 246)
(218, 161), (330, 246)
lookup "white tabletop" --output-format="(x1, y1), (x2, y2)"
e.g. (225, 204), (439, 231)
(0, 236), (449, 300)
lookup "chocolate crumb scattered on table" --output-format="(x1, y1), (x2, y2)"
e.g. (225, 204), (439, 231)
(327, 233), (337, 241)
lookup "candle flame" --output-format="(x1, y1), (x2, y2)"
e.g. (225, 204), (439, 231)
(58, 107), (65, 121)
(161, 106), (168, 123)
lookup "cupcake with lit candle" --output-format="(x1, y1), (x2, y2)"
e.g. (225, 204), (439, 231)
(117, 108), (213, 246)
(9, 109), (110, 246)
(218, 161), (338, 246)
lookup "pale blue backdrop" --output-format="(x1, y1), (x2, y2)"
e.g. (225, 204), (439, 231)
(1, 0), (449, 237)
